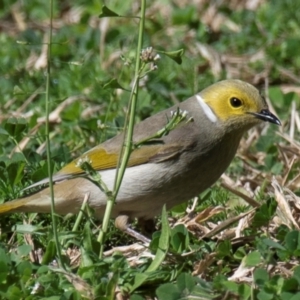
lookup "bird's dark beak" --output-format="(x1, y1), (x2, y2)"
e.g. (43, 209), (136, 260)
(248, 109), (281, 125)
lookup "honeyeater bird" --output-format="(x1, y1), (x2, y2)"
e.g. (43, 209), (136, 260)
(0, 79), (280, 232)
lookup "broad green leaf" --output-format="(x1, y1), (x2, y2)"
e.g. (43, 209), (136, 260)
(293, 266), (300, 284)
(0, 126), (9, 136)
(156, 283), (181, 300)
(13, 85), (25, 95)
(102, 78), (126, 90)
(254, 268), (269, 287)
(221, 280), (239, 293)
(244, 251), (262, 267)
(99, 6), (119, 18)
(282, 277), (298, 293)
(0, 261), (8, 284)
(4, 117), (27, 138)
(257, 290), (274, 300)
(13, 224), (44, 234)
(290, 293), (300, 300)
(238, 283), (251, 298)
(17, 244), (32, 257)
(37, 265), (49, 274)
(177, 273), (195, 293)
(217, 240), (232, 258)
(252, 199), (277, 228)
(17, 261), (32, 280)
(284, 231), (300, 254)
(170, 224), (189, 253)
(262, 238), (286, 250)
(6, 285), (23, 300)
(158, 49), (184, 65)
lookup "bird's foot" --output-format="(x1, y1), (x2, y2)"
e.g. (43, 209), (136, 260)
(115, 215), (151, 244)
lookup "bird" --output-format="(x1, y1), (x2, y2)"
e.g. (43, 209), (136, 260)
(0, 79), (280, 235)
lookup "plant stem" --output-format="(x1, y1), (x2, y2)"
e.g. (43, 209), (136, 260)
(45, 0), (64, 269)
(98, 0), (146, 258)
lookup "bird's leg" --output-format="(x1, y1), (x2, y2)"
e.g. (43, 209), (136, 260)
(115, 215), (151, 244)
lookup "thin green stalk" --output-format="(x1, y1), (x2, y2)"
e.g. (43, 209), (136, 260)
(10, 136), (29, 164)
(98, 0), (146, 257)
(45, 0), (64, 269)
(72, 195), (88, 232)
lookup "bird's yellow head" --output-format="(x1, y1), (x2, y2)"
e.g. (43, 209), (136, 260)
(199, 79), (281, 131)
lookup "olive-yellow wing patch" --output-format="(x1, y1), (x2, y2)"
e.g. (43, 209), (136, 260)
(23, 141), (187, 190)
(56, 142), (184, 178)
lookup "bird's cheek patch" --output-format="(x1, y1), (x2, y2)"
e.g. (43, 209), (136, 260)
(196, 95), (218, 123)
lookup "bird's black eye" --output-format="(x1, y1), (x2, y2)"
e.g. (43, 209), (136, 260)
(230, 97), (242, 108)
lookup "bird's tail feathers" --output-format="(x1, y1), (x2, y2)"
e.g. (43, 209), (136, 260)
(0, 197), (36, 214)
